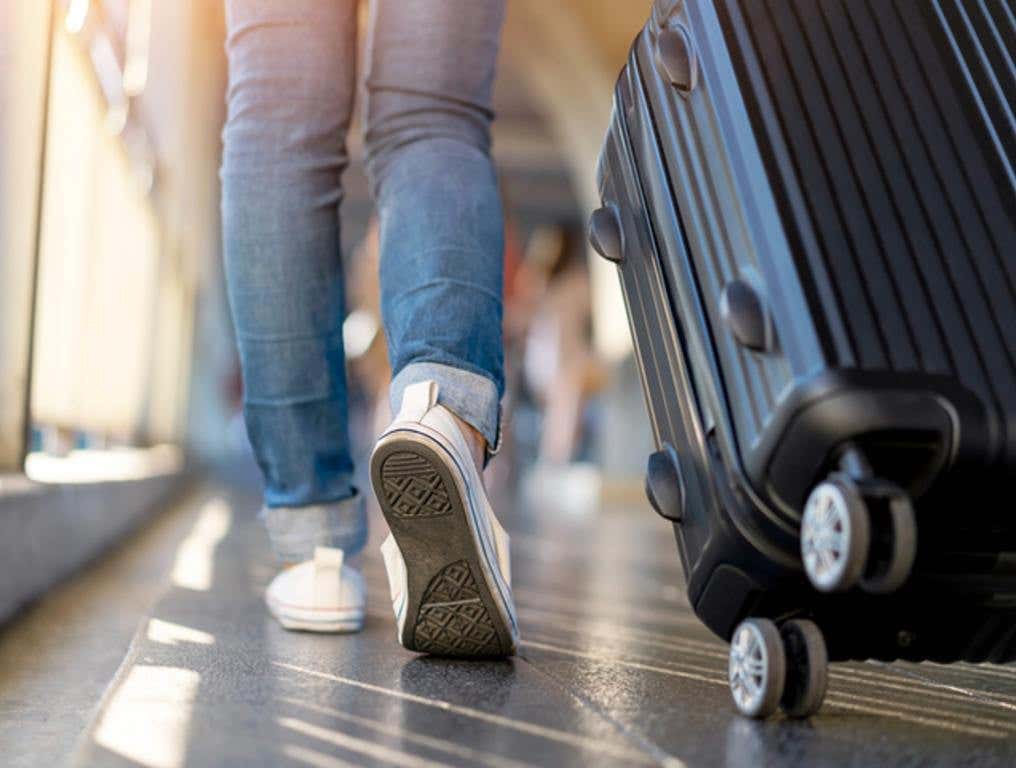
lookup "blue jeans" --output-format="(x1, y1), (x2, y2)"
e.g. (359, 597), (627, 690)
(221, 0), (506, 561)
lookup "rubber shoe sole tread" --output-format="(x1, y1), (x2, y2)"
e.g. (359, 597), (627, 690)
(371, 437), (514, 658)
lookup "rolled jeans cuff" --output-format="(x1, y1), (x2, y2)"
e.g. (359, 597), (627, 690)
(261, 492), (367, 563)
(389, 362), (501, 448)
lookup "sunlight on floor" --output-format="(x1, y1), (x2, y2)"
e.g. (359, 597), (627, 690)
(146, 618), (215, 647)
(170, 497), (232, 591)
(94, 665), (200, 768)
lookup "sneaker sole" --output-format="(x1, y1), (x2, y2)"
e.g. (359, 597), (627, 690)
(266, 600), (365, 634)
(274, 617), (364, 633)
(371, 434), (515, 659)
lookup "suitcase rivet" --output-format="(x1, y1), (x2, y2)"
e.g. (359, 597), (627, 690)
(588, 205), (624, 263)
(720, 279), (775, 353)
(655, 24), (698, 97)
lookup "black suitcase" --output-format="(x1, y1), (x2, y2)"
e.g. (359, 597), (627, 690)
(590, 0), (1015, 718)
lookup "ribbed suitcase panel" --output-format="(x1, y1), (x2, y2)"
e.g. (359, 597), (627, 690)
(631, 22), (819, 448)
(633, 53), (773, 439)
(595, 2), (1016, 664)
(937, 0), (1016, 202)
(719, 0), (1016, 451)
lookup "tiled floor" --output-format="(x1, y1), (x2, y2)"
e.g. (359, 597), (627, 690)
(2, 466), (1015, 767)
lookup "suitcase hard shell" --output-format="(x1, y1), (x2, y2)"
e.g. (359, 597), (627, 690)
(592, 0), (1016, 690)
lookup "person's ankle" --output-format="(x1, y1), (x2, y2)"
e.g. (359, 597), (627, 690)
(448, 412), (486, 476)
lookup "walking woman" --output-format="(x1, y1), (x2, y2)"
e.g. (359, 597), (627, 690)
(220, 0), (517, 657)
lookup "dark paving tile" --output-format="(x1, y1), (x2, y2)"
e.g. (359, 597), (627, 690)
(16, 464), (1014, 768)
(71, 483), (661, 768)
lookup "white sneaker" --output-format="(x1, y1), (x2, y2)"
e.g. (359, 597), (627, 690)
(265, 546), (365, 633)
(372, 380), (517, 658)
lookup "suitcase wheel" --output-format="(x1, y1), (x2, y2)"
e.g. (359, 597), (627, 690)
(729, 618), (786, 718)
(859, 491), (917, 595)
(800, 478), (871, 592)
(779, 619), (829, 719)
(800, 475), (917, 594)
(728, 618), (829, 719)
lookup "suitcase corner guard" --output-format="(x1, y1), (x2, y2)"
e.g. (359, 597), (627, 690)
(588, 205), (624, 263)
(645, 444), (685, 522)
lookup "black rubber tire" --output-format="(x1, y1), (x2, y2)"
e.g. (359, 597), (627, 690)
(860, 492), (917, 595)
(780, 619), (829, 719)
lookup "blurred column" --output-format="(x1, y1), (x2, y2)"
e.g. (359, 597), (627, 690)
(0, 2), (54, 471)
(503, 1), (656, 482)
(503, 0), (644, 364)
(138, 0), (232, 455)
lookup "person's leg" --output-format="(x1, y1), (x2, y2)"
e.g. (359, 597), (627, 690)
(364, 0), (507, 453)
(364, 0), (517, 658)
(221, 0), (366, 584)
